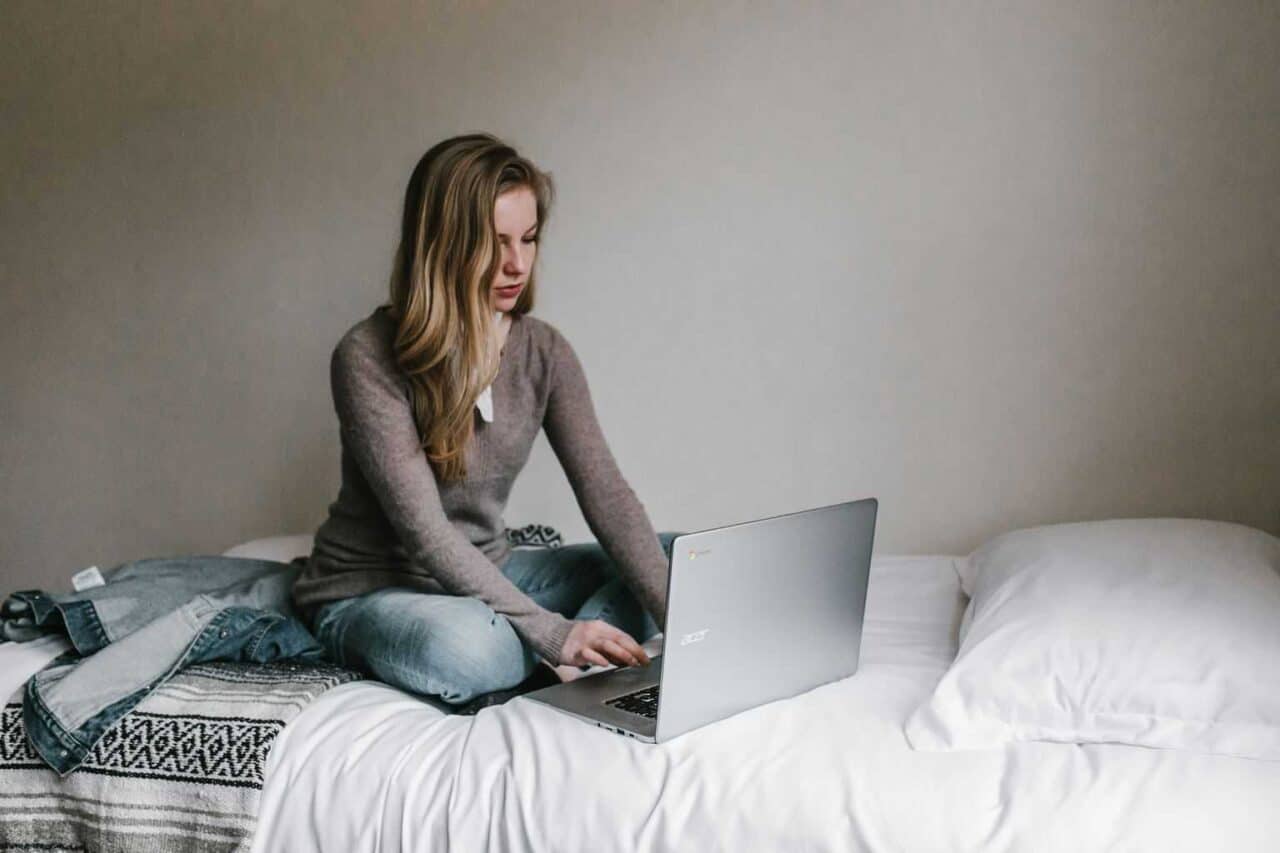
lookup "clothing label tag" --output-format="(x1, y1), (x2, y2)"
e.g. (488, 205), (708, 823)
(71, 565), (106, 591)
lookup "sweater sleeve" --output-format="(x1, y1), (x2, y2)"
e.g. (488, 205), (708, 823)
(331, 334), (575, 663)
(542, 328), (670, 630)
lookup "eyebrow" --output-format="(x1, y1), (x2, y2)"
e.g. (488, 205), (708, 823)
(498, 223), (540, 239)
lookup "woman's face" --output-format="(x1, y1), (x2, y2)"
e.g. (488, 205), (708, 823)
(490, 185), (539, 312)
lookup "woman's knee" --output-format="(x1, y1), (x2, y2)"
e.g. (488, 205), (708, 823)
(424, 599), (538, 703)
(319, 589), (536, 704)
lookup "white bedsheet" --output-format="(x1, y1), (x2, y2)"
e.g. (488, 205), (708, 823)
(7, 557), (1280, 851)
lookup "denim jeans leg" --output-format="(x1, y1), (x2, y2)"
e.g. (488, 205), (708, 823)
(307, 532), (686, 702)
(502, 532), (684, 644)
(570, 532), (682, 643)
(498, 544), (613, 619)
(311, 588), (536, 705)
(572, 579), (659, 644)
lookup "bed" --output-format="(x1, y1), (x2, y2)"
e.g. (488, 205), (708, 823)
(5, 545), (1279, 851)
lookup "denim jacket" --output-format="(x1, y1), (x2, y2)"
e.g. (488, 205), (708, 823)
(1, 556), (322, 776)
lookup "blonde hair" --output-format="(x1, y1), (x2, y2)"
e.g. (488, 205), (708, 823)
(385, 133), (553, 483)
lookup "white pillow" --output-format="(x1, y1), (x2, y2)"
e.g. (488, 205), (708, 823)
(222, 533), (314, 563)
(905, 518), (1280, 760)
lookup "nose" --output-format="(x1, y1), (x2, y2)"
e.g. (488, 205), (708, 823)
(502, 242), (530, 276)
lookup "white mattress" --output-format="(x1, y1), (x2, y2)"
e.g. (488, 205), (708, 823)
(7, 557), (1280, 851)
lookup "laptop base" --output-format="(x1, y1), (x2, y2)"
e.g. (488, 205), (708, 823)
(522, 658), (661, 741)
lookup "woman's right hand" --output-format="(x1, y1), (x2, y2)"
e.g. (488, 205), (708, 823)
(559, 619), (651, 669)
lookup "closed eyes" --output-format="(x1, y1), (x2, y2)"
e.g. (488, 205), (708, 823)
(498, 229), (539, 246)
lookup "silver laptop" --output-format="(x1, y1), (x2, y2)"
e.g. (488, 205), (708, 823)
(523, 497), (878, 743)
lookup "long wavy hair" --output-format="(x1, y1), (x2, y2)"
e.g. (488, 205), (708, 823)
(385, 133), (553, 483)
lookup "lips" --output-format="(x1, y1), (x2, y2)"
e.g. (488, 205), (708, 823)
(497, 283), (523, 294)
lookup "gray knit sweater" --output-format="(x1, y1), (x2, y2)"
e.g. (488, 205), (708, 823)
(291, 305), (669, 663)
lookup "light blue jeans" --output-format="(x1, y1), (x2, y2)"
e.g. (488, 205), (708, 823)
(311, 532), (682, 705)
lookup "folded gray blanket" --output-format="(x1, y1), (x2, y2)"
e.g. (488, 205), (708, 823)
(0, 659), (362, 852)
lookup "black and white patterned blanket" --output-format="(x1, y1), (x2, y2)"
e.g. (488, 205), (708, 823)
(0, 659), (362, 852)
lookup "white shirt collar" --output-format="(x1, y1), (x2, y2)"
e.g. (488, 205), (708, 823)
(476, 311), (502, 423)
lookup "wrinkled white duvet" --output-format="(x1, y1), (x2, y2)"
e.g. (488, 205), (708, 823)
(249, 556), (1280, 852)
(7, 557), (1280, 851)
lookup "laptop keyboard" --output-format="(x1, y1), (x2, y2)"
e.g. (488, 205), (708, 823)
(605, 685), (660, 719)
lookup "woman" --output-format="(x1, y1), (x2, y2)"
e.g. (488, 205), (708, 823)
(291, 133), (680, 711)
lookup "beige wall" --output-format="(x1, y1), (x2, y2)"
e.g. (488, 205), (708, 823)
(3, 1), (1277, 592)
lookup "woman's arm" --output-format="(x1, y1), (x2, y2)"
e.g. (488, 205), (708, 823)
(331, 333), (575, 663)
(542, 328), (670, 629)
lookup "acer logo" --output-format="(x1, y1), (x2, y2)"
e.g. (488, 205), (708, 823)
(680, 629), (710, 646)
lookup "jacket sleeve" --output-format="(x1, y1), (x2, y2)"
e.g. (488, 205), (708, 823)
(331, 335), (575, 663)
(542, 328), (670, 630)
